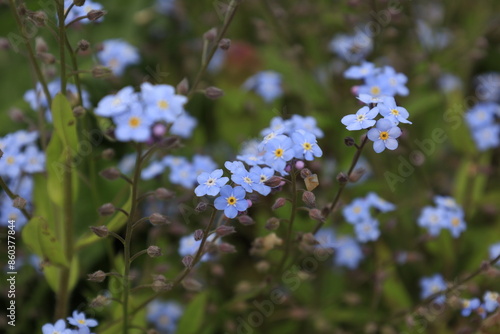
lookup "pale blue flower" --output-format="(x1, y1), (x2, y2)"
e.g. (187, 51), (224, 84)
(141, 82), (187, 123)
(367, 119), (402, 153)
(420, 274), (446, 304)
(341, 106), (378, 130)
(94, 86), (138, 118)
(195, 169), (229, 197)
(214, 185), (248, 218)
(97, 39), (140, 76)
(378, 96), (412, 125)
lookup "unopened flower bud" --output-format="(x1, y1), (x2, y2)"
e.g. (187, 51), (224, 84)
(87, 270), (106, 282)
(30, 11), (47, 27)
(77, 39), (90, 51)
(265, 176), (283, 188)
(336, 172), (348, 185)
(349, 167), (366, 183)
(176, 78), (189, 95)
(92, 66), (112, 78)
(255, 260), (270, 273)
(13, 196), (27, 209)
(87, 9), (106, 21)
(35, 37), (48, 53)
(9, 108), (24, 122)
(182, 255), (193, 268)
(216, 225), (236, 237)
(304, 174), (319, 191)
(0, 37), (10, 50)
(301, 233), (317, 245)
(90, 225), (109, 237)
(203, 27), (217, 41)
(265, 217), (280, 230)
(272, 197), (286, 210)
(194, 229), (204, 241)
(99, 167), (121, 180)
(195, 202), (208, 213)
(237, 215), (254, 226)
(101, 148), (115, 160)
(344, 137), (355, 147)
(295, 160), (305, 170)
(205, 86), (224, 99)
(302, 191), (316, 208)
(309, 208), (325, 222)
(151, 279), (172, 292)
(155, 187), (175, 200)
(219, 242), (237, 253)
(219, 38), (231, 50)
(38, 52), (56, 64)
(73, 106), (85, 117)
(182, 278), (203, 292)
(73, 0), (86, 6)
(147, 246), (162, 258)
(98, 203), (115, 216)
(300, 168), (312, 179)
(89, 294), (109, 308)
(149, 213), (169, 225)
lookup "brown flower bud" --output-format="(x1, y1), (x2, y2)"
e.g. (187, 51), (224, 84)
(265, 217), (280, 230)
(300, 168), (312, 179)
(101, 148), (115, 160)
(87, 9), (106, 21)
(151, 279), (172, 292)
(30, 11), (47, 27)
(195, 202), (209, 213)
(90, 225), (109, 237)
(98, 203), (115, 216)
(265, 176), (283, 188)
(205, 86), (224, 99)
(155, 187), (175, 200)
(182, 278), (203, 292)
(89, 294), (109, 308)
(219, 38), (231, 50)
(215, 225), (236, 237)
(203, 27), (217, 41)
(73, 0), (86, 6)
(9, 108), (24, 122)
(13, 196), (27, 210)
(149, 213), (169, 225)
(87, 270), (106, 282)
(336, 172), (348, 185)
(182, 255), (193, 268)
(272, 197), (286, 210)
(147, 246), (162, 258)
(309, 208), (324, 222)
(0, 37), (10, 50)
(194, 229), (204, 241)
(349, 167), (366, 183)
(176, 78), (189, 95)
(99, 167), (121, 180)
(218, 242), (237, 253)
(77, 39), (90, 51)
(344, 137), (355, 147)
(302, 191), (316, 208)
(73, 106), (86, 117)
(35, 37), (48, 53)
(237, 215), (254, 226)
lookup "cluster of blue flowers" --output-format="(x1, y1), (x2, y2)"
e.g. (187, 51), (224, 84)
(94, 82), (195, 142)
(342, 192), (395, 243)
(328, 30), (373, 63)
(147, 300), (183, 334)
(193, 115), (323, 219)
(341, 62), (411, 153)
(64, 0), (104, 25)
(42, 310), (98, 334)
(420, 273), (447, 304)
(243, 71), (283, 103)
(460, 291), (500, 319)
(97, 39), (140, 77)
(24, 79), (91, 122)
(465, 101), (500, 151)
(417, 196), (466, 238)
(316, 228), (364, 269)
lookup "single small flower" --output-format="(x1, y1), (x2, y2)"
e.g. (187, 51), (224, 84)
(343, 198), (371, 224)
(141, 82), (187, 123)
(214, 185), (249, 219)
(341, 106), (378, 131)
(483, 291), (500, 312)
(489, 242), (500, 263)
(94, 86), (138, 118)
(194, 169), (229, 197)
(67, 310), (98, 328)
(417, 206), (447, 237)
(334, 236), (364, 269)
(141, 161), (166, 180)
(170, 112), (197, 138)
(445, 211), (466, 238)
(354, 218), (380, 243)
(365, 192), (395, 213)
(378, 96), (412, 125)
(263, 136), (295, 175)
(420, 274), (446, 304)
(461, 298), (481, 317)
(42, 319), (72, 334)
(113, 107), (153, 142)
(381, 66), (409, 96)
(291, 130), (323, 161)
(344, 61), (377, 79)
(249, 166), (275, 196)
(231, 167), (260, 193)
(97, 39), (140, 76)
(22, 145), (45, 173)
(367, 119), (402, 153)
(471, 124), (500, 151)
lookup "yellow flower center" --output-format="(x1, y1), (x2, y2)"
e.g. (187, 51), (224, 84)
(109, 58), (119, 69)
(379, 131), (389, 140)
(353, 206), (361, 214)
(451, 218), (460, 227)
(302, 142), (312, 151)
(370, 86), (381, 95)
(227, 196), (237, 205)
(462, 300), (470, 308)
(78, 319), (86, 324)
(6, 157), (14, 165)
(390, 109), (399, 116)
(128, 116), (141, 128)
(274, 148), (284, 158)
(157, 100), (169, 110)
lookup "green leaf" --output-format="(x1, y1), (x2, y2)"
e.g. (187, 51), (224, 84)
(22, 216), (68, 267)
(75, 187), (132, 250)
(44, 256), (79, 293)
(46, 132), (65, 207)
(51, 93), (79, 154)
(176, 292), (208, 334)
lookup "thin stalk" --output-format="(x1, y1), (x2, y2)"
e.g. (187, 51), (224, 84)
(0, 176), (32, 220)
(57, 0), (67, 94)
(129, 249), (148, 264)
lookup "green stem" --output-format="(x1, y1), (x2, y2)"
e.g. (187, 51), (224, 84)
(122, 145), (143, 334)
(129, 249), (148, 264)
(0, 176), (32, 220)
(57, 0), (67, 94)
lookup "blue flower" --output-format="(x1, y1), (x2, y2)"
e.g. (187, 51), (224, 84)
(192, 155), (218, 176)
(341, 106), (378, 130)
(465, 102), (498, 129)
(420, 274), (446, 304)
(365, 192), (395, 213)
(224, 160), (245, 173)
(291, 130), (323, 161)
(141, 82), (187, 123)
(437, 73), (462, 93)
(344, 61), (377, 79)
(377, 96), (412, 125)
(94, 86), (138, 118)
(178, 232), (216, 262)
(169, 161), (196, 189)
(231, 167), (260, 193)
(315, 228), (336, 249)
(170, 112), (197, 138)
(147, 300), (183, 333)
(236, 140), (265, 166)
(433, 196), (461, 212)
(287, 115), (324, 138)
(249, 166), (275, 196)
(471, 124), (500, 151)
(358, 74), (392, 98)
(416, 20), (452, 51)
(417, 206), (447, 237)
(113, 105), (153, 142)
(260, 117), (287, 137)
(195, 169), (229, 197)
(0, 199), (28, 230)
(155, 0), (176, 15)
(141, 161), (166, 180)
(22, 145), (45, 173)
(381, 66), (409, 96)
(214, 185), (248, 219)
(0, 147), (25, 178)
(329, 31), (373, 63)
(263, 136), (295, 175)
(445, 210), (466, 238)
(342, 198), (371, 224)
(354, 218), (380, 243)
(67, 310), (98, 328)
(367, 119), (402, 153)
(12, 130), (39, 147)
(357, 93), (384, 105)
(483, 291), (499, 313)
(334, 236), (364, 269)
(97, 39), (140, 76)
(461, 298), (480, 317)
(42, 319), (72, 334)
(243, 71), (283, 103)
